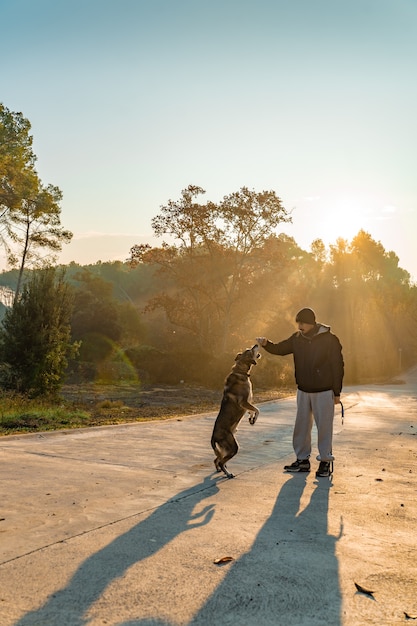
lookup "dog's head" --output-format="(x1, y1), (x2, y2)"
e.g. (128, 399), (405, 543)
(234, 344), (261, 366)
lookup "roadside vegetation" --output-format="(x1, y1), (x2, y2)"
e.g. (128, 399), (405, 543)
(0, 384), (294, 435)
(0, 393), (90, 434)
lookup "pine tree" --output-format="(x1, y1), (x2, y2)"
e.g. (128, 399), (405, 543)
(0, 267), (78, 396)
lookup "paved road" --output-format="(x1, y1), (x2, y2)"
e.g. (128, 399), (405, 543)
(0, 369), (416, 625)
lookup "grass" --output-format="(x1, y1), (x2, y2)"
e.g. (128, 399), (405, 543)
(0, 384), (295, 436)
(0, 395), (91, 435)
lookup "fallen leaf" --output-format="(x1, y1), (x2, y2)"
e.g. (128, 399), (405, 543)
(354, 582), (375, 597)
(213, 556), (234, 564)
(404, 612), (417, 620)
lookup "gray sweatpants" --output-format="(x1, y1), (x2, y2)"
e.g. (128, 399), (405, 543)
(293, 389), (335, 462)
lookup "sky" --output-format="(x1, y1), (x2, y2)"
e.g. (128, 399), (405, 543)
(1, 0), (417, 280)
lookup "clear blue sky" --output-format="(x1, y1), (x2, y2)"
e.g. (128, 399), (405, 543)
(1, 0), (417, 279)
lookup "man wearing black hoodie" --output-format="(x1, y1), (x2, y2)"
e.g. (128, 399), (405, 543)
(256, 307), (344, 478)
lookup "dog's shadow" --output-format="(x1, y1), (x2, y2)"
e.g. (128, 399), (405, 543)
(13, 476), (219, 626)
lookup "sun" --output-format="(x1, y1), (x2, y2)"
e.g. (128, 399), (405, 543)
(321, 198), (372, 244)
(295, 192), (379, 248)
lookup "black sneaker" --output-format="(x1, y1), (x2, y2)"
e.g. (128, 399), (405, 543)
(284, 459), (310, 472)
(315, 461), (333, 477)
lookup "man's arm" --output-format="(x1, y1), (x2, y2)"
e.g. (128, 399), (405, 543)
(256, 335), (295, 356)
(331, 335), (344, 398)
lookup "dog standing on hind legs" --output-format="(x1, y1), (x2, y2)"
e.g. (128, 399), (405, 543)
(211, 344), (261, 479)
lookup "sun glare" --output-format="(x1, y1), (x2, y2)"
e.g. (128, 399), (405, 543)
(306, 194), (378, 246)
(324, 204), (369, 243)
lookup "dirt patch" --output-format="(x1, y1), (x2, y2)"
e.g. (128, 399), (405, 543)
(62, 383), (294, 425)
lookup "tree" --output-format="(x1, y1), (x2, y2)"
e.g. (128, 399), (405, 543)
(0, 103), (72, 298)
(5, 176), (72, 299)
(0, 104), (35, 218)
(130, 185), (292, 354)
(0, 267), (78, 396)
(70, 269), (145, 373)
(323, 230), (416, 381)
(70, 270), (124, 363)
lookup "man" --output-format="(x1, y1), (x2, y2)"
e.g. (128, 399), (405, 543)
(256, 307), (344, 478)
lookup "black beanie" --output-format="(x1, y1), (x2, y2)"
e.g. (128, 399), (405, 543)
(295, 307), (316, 324)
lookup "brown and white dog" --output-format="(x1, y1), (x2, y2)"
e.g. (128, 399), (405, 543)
(211, 344), (261, 478)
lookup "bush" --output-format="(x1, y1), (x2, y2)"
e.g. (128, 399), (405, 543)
(0, 268), (78, 397)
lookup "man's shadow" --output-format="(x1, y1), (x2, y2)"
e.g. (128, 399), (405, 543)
(188, 472), (342, 626)
(14, 476), (219, 626)
(115, 474), (343, 626)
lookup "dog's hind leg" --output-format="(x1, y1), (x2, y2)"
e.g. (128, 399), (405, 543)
(213, 447), (235, 478)
(211, 436), (224, 473)
(218, 435), (239, 479)
(220, 463), (234, 479)
(213, 456), (222, 473)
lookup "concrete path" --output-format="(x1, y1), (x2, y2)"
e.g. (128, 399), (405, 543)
(0, 369), (416, 626)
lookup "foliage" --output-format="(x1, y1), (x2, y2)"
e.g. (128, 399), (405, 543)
(0, 267), (78, 396)
(0, 179), (414, 389)
(64, 259), (163, 306)
(0, 104), (35, 213)
(2, 104), (417, 388)
(129, 184), (292, 354)
(6, 178), (72, 297)
(0, 103), (72, 298)
(68, 269), (146, 381)
(0, 394), (90, 434)
(317, 230), (416, 381)
(129, 185), (417, 385)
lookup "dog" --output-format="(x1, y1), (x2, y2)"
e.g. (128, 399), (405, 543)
(211, 344), (261, 479)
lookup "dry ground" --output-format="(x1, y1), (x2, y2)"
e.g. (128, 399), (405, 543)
(61, 382), (294, 425)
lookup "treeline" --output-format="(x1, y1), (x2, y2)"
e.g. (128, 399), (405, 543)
(0, 191), (416, 394)
(1, 99), (416, 396)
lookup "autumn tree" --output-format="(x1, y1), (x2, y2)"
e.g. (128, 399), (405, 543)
(322, 230), (416, 381)
(130, 185), (292, 354)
